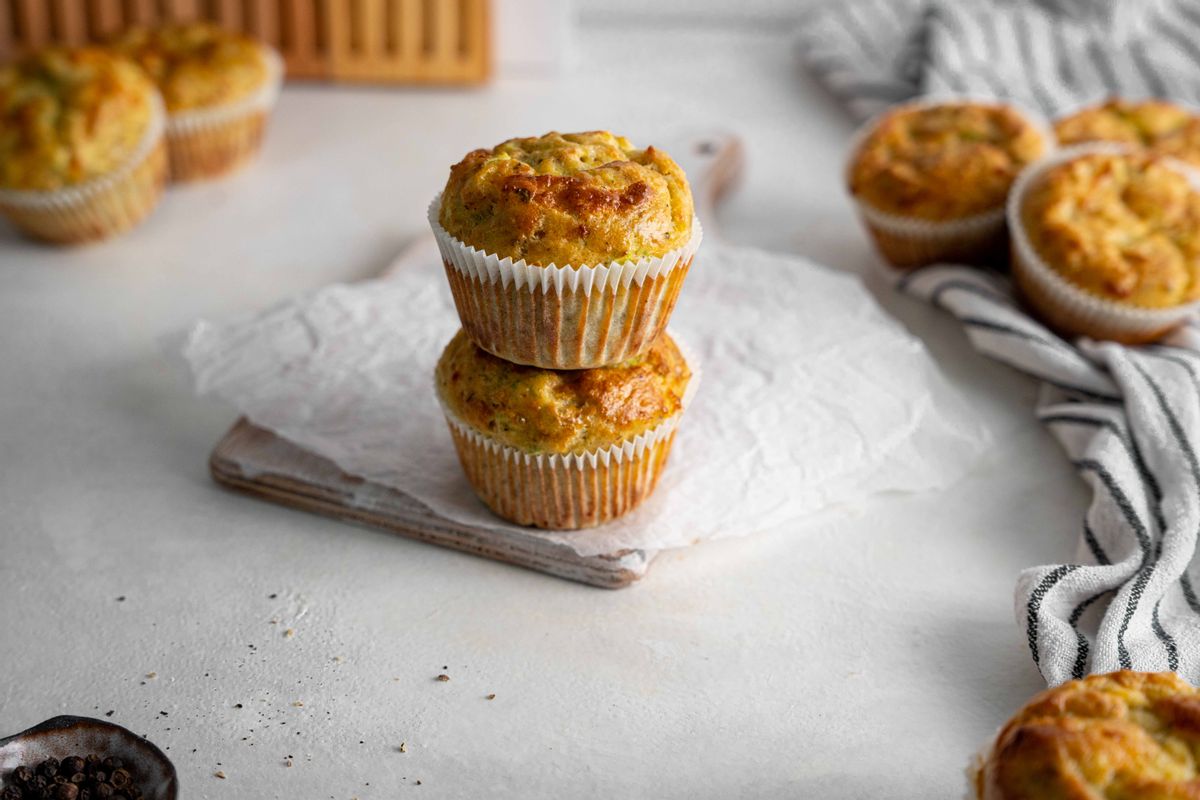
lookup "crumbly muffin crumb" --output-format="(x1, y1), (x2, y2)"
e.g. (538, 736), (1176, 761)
(438, 131), (693, 266)
(1022, 151), (1200, 308)
(436, 330), (690, 455)
(849, 102), (1046, 219)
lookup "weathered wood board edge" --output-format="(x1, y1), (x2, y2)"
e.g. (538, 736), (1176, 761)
(209, 419), (654, 589)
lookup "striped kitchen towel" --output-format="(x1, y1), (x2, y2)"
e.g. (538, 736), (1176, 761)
(798, 0), (1200, 122)
(898, 265), (1200, 685)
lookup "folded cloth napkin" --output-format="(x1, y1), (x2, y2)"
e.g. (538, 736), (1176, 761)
(798, 0), (1200, 121)
(898, 265), (1200, 685)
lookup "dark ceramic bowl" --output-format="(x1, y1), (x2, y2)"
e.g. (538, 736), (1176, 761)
(0, 716), (177, 800)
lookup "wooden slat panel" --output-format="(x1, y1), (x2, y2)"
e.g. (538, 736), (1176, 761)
(123, 0), (157, 25)
(246, 0), (276, 45)
(395, 0), (420, 71)
(164, 0), (200, 22)
(16, 0), (52, 48)
(0, 0), (14, 56)
(0, 0), (488, 83)
(432, 0), (456, 69)
(211, 0), (240, 29)
(52, 0), (87, 43)
(86, 0), (126, 38)
(361, 0), (383, 64)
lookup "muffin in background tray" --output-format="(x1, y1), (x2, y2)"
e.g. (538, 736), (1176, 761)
(1056, 98), (1200, 167)
(971, 671), (1200, 799)
(1010, 145), (1200, 343)
(432, 130), (701, 369)
(110, 22), (282, 182)
(0, 47), (167, 243)
(435, 329), (697, 530)
(846, 99), (1049, 269)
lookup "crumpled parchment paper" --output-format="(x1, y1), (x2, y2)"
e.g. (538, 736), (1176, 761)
(185, 240), (992, 557)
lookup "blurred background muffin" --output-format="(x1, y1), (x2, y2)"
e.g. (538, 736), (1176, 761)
(972, 671), (1200, 799)
(847, 100), (1048, 269)
(0, 47), (166, 243)
(1056, 99), (1200, 167)
(432, 130), (700, 369)
(110, 22), (281, 182)
(1011, 146), (1200, 342)
(435, 329), (696, 530)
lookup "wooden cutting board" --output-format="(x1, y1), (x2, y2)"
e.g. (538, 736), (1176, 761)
(210, 132), (743, 588)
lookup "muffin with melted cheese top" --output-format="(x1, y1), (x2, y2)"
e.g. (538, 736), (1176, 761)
(1011, 147), (1200, 342)
(439, 130), (693, 266)
(973, 671), (1200, 800)
(847, 100), (1048, 268)
(433, 131), (701, 370)
(0, 46), (166, 243)
(1023, 151), (1200, 307)
(0, 47), (157, 191)
(1056, 99), (1200, 166)
(435, 329), (695, 529)
(110, 22), (280, 181)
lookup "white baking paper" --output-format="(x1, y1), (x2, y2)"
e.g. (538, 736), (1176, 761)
(185, 240), (993, 557)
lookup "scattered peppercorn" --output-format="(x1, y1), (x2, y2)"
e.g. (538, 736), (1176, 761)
(0, 755), (146, 800)
(435, 675), (450, 682)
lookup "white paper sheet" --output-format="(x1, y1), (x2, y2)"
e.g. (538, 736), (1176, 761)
(185, 242), (993, 557)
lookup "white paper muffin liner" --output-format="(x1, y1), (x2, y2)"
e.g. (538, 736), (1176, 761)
(436, 333), (701, 530)
(429, 194), (702, 369)
(162, 45), (283, 181)
(845, 95), (1054, 270)
(1008, 142), (1200, 343)
(0, 92), (167, 243)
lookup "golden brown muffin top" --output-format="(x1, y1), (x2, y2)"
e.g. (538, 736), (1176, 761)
(437, 131), (694, 266)
(109, 22), (267, 112)
(976, 671), (1200, 800)
(436, 330), (691, 455)
(1056, 99), (1200, 167)
(0, 47), (156, 191)
(848, 102), (1047, 219)
(1022, 151), (1200, 308)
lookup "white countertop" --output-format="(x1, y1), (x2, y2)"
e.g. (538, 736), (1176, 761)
(0, 22), (1089, 799)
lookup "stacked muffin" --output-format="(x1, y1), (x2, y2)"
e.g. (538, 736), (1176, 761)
(0, 22), (282, 244)
(430, 131), (702, 529)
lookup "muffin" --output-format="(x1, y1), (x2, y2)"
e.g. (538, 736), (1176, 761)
(972, 671), (1200, 799)
(0, 47), (166, 244)
(431, 130), (701, 369)
(1056, 99), (1200, 167)
(435, 329), (697, 529)
(110, 22), (282, 181)
(847, 99), (1049, 269)
(1010, 145), (1200, 342)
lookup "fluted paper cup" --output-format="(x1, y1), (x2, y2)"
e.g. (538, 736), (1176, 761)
(437, 335), (700, 530)
(846, 96), (1053, 270)
(0, 94), (167, 244)
(164, 46), (283, 182)
(429, 195), (702, 369)
(1008, 143), (1200, 344)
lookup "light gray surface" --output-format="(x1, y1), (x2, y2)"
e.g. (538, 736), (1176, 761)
(0, 24), (1084, 799)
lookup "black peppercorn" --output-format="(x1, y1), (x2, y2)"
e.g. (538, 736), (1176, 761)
(1, 786), (21, 800)
(52, 785), (77, 800)
(92, 785), (112, 799)
(37, 760), (58, 779)
(12, 767), (33, 785)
